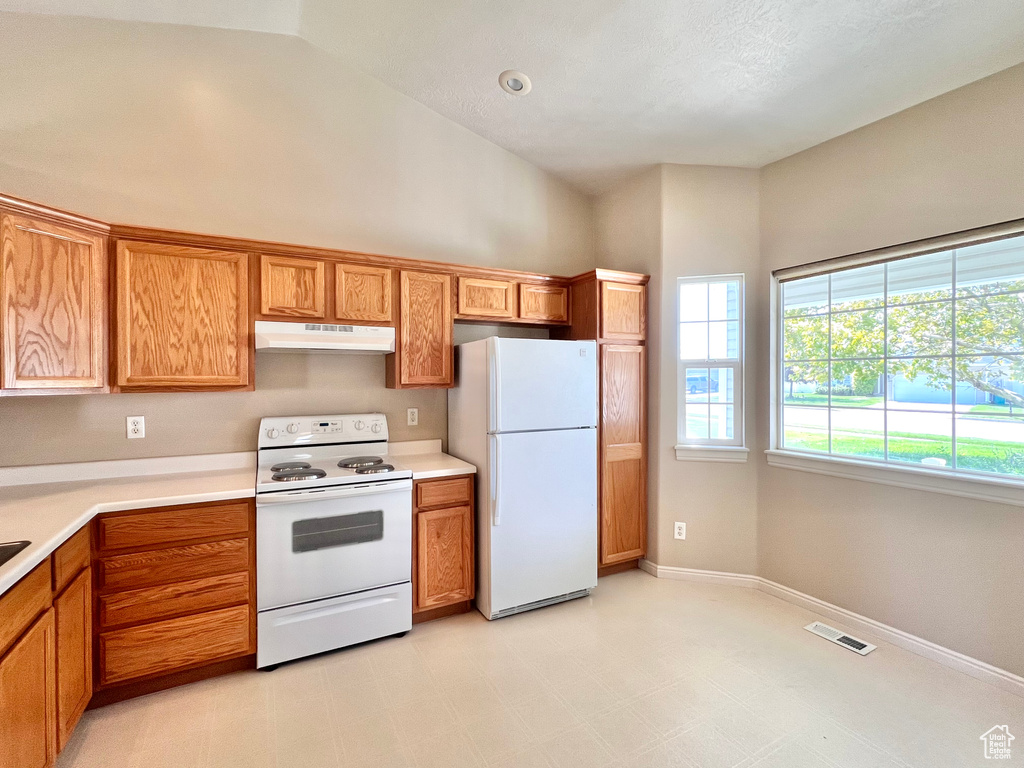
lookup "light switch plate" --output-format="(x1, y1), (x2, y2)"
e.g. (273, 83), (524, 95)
(127, 416), (145, 439)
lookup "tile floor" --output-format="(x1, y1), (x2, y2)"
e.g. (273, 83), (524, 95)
(58, 570), (1024, 768)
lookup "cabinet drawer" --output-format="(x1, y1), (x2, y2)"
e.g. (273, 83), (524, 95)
(97, 538), (250, 591)
(98, 572), (250, 629)
(52, 526), (90, 594)
(98, 605), (251, 686)
(0, 559), (52, 657)
(415, 476), (473, 510)
(97, 501), (250, 552)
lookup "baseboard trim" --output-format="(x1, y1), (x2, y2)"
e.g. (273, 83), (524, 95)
(639, 560), (1024, 698)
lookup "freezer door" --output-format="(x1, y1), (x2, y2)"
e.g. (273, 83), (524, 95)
(485, 428), (598, 615)
(489, 338), (598, 433)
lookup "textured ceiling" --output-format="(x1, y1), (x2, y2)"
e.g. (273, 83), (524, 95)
(3, 0), (1024, 193)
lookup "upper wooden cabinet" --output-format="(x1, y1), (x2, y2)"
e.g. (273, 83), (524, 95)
(457, 277), (516, 320)
(259, 254), (325, 319)
(386, 270), (453, 388)
(0, 211), (106, 391)
(601, 282), (646, 341)
(561, 270), (648, 343)
(115, 241), (250, 390)
(335, 263), (393, 324)
(519, 284), (568, 324)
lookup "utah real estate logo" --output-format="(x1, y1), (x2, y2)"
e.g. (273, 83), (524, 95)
(980, 725), (1014, 760)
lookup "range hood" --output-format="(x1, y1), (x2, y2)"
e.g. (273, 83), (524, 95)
(254, 321), (395, 353)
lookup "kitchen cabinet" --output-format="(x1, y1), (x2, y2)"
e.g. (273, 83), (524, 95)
(335, 263), (393, 323)
(259, 254), (325, 319)
(54, 568), (91, 750)
(0, 211), (107, 392)
(386, 270), (453, 388)
(600, 282), (646, 341)
(114, 241), (250, 390)
(412, 475), (474, 619)
(457, 277), (516, 320)
(518, 284), (569, 324)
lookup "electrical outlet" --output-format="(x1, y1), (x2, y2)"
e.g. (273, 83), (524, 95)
(674, 522), (686, 540)
(127, 416), (145, 439)
(407, 408), (419, 427)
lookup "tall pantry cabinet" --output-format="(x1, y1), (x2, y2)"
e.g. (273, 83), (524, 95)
(560, 270), (649, 572)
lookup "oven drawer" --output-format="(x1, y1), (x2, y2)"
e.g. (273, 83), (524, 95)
(98, 572), (251, 629)
(97, 539), (250, 591)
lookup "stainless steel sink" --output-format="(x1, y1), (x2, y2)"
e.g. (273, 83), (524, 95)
(0, 541), (31, 567)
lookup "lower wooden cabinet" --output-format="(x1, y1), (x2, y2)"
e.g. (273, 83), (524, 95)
(0, 608), (57, 768)
(54, 568), (91, 750)
(413, 476), (475, 617)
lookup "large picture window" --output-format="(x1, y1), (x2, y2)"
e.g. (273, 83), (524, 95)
(778, 231), (1024, 481)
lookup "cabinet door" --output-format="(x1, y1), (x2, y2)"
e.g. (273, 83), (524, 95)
(335, 263), (392, 323)
(115, 241), (249, 388)
(415, 505), (474, 610)
(600, 282), (646, 341)
(600, 344), (646, 565)
(457, 277), (515, 319)
(0, 212), (106, 390)
(0, 609), (56, 768)
(390, 271), (452, 387)
(259, 254), (324, 318)
(518, 284), (568, 324)
(54, 569), (91, 751)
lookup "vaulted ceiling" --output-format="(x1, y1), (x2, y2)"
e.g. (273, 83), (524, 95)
(4, 0), (1024, 193)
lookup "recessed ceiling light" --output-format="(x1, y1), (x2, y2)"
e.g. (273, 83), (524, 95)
(499, 70), (532, 96)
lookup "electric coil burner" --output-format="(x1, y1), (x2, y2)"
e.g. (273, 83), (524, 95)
(337, 456), (384, 469)
(355, 464), (395, 474)
(271, 469), (327, 482)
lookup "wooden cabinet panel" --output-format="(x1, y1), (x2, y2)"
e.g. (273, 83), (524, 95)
(415, 505), (474, 611)
(519, 284), (568, 324)
(387, 271), (453, 388)
(259, 254), (325, 318)
(98, 572), (249, 630)
(0, 608), (56, 768)
(51, 527), (89, 595)
(599, 345), (646, 565)
(54, 569), (91, 751)
(0, 560), (52, 658)
(96, 539), (249, 592)
(600, 282), (646, 341)
(457, 277), (516, 319)
(115, 241), (249, 389)
(98, 605), (251, 686)
(335, 263), (392, 323)
(0, 212), (106, 390)
(415, 476), (473, 510)
(96, 501), (250, 552)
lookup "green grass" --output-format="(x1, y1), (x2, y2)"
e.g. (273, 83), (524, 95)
(783, 394), (883, 407)
(967, 404), (1024, 421)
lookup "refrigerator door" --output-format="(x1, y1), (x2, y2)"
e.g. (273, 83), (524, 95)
(489, 338), (598, 433)
(485, 427), (598, 616)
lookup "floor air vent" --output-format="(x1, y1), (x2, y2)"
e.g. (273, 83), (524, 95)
(804, 622), (877, 655)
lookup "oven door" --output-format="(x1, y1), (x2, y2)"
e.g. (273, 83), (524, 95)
(256, 479), (412, 611)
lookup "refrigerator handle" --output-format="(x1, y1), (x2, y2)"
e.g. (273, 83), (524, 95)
(489, 339), (501, 433)
(490, 434), (501, 526)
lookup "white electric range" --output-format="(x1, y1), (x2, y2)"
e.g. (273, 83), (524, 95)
(255, 413), (413, 669)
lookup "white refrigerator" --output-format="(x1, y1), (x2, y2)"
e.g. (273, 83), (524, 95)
(448, 337), (599, 620)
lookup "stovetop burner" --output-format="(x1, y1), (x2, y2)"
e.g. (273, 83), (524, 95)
(338, 456), (384, 469)
(272, 469), (328, 481)
(271, 461), (312, 472)
(355, 464), (395, 475)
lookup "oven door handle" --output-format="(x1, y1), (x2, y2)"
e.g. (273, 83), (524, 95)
(257, 479), (413, 505)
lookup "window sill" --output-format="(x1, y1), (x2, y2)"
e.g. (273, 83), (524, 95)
(764, 450), (1024, 508)
(674, 445), (749, 463)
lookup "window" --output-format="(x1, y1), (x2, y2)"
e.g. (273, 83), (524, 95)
(677, 275), (745, 459)
(777, 229), (1024, 483)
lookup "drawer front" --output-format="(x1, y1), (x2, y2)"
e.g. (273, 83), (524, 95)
(415, 476), (473, 510)
(52, 526), (90, 594)
(99, 605), (252, 686)
(98, 572), (250, 629)
(0, 559), (52, 657)
(97, 501), (251, 552)
(97, 538), (250, 591)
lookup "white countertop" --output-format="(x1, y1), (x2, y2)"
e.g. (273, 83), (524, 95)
(0, 441), (475, 597)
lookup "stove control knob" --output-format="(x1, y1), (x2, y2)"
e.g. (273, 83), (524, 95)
(286, 423), (299, 434)
(354, 420), (365, 431)
(371, 423), (382, 434)
(266, 428), (280, 439)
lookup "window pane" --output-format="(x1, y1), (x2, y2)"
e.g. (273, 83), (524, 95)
(887, 411), (952, 467)
(782, 406), (828, 453)
(956, 239), (1024, 297)
(708, 280), (740, 320)
(887, 301), (952, 357)
(831, 360), (883, 407)
(831, 264), (884, 311)
(709, 320), (739, 359)
(686, 405), (709, 439)
(679, 322), (708, 359)
(954, 356), (1024, 476)
(709, 405), (734, 440)
(685, 367), (710, 402)
(709, 368), (734, 404)
(831, 309), (884, 359)
(888, 359), (952, 409)
(830, 408), (884, 459)
(784, 314), (828, 362)
(887, 251), (952, 304)
(783, 275), (828, 316)
(782, 363), (827, 406)
(679, 282), (708, 321)
(956, 294), (1024, 355)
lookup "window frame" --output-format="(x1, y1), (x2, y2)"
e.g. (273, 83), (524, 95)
(675, 274), (747, 461)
